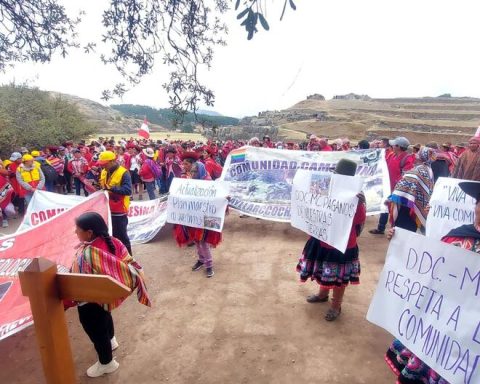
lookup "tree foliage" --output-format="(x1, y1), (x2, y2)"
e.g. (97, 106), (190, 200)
(235, 0), (296, 40)
(0, 0), (80, 71)
(0, 84), (95, 157)
(0, 1), (296, 112)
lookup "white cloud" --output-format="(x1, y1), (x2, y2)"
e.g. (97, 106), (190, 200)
(3, 0), (480, 117)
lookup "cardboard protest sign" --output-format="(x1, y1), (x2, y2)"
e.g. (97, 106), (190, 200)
(220, 146), (390, 221)
(367, 228), (480, 384)
(18, 190), (168, 244)
(167, 178), (229, 232)
(291, 171), (363, 253)
(426, 177), (476, 240)
(0, 192), (109, 340)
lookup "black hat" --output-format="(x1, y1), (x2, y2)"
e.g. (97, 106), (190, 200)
(335, 159), (357, 176)
(358, 140), (370, 149)
(459, 181), (480, 201)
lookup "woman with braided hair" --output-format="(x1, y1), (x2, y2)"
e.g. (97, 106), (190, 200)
(72, 212), (151, 378)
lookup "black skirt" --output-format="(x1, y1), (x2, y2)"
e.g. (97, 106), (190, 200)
(296, 237), (361, 288)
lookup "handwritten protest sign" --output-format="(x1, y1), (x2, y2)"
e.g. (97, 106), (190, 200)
(367, 228), (480, 384)
(167, 179), (229, 232)
(220, 146), (390, 221)
(426, 177), (476, 240)
(291, 171), (363, 253)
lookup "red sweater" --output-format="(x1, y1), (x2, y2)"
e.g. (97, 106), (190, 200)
(387, 152), (414, 191)
(204, 158), (223, 180)
(139, 161), (155, 182)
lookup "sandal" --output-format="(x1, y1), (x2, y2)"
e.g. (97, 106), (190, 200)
(325, 307), (341, 321)
(306, 294), (329, 303)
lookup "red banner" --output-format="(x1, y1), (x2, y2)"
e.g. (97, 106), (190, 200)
(0, 192), (109, 340)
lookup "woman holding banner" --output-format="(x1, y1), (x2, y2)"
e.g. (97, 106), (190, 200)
(71, 212), (151, 378)
(173, 152), (220, 278)
(384, 180), (480, 383)
(296, 159), (366, 321)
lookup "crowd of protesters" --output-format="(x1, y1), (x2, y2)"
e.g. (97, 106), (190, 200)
(1, 130), (479, 381)
(0, 133), (474, 229)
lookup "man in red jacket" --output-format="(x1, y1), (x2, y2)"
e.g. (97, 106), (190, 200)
(369, 136), (414, 235)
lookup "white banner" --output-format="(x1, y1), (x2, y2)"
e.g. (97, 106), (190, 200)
(220, 146), (390, 221)
(426, 177), (475, 240)
(367, 228), (480, 384)
(291, 171), (363, 253)
(127, 196), (168, 243)
(166, 178), (229, 232)
(18, 191), (168, 244)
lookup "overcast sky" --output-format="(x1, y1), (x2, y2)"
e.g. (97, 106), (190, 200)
(4, 0), (480, 118)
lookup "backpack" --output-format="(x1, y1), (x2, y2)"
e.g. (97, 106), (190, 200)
(146, 159), (162, 179)
(39, 160), (58, 183)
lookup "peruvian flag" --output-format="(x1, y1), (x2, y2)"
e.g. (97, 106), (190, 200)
(138, 118), (150, 139)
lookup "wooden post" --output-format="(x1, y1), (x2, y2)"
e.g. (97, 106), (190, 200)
(19, 258), (131, 384)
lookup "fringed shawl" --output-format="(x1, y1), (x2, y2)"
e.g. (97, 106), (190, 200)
(389, 164), (434, 231)
(72, 238), (151, 311)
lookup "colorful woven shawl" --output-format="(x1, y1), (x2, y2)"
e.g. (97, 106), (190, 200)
(72, 239), (151, 311)
(389, 164), (434, 231)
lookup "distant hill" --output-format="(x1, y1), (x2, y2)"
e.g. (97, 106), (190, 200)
(283, 95), (480, 144)
(110, 104), (239, 132)
(48, 92), (167, 134)
(197, 109), (223, 117)
(212, 94), (480, 144)
(20, 90), (480, 145)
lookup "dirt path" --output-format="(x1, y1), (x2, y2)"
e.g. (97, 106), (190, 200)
(0, 214), (395, 384)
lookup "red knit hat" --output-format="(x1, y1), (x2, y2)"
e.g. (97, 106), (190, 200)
(179, 151), (200, 161)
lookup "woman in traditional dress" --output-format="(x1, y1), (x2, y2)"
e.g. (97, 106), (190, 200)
(388, 147), (435, 234)
(173, 152), (221, 278)
(385, 180), (480, 383)
(72, 212), (151, 377)
(296, 159), (367, 321)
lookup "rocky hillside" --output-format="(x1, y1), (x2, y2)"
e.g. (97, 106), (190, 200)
(48, 92), (168, 134)
(216, 94), (480, 144)
(47, 92), (480, 145)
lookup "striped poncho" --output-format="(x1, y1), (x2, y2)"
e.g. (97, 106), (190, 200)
(389, 164), (434, 232)
(71, 237), (151, 311)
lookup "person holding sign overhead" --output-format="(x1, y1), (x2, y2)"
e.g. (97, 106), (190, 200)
(296, 159), (366, 321)
(173, 151), (221, 278)
(384, 180), (480, 384)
